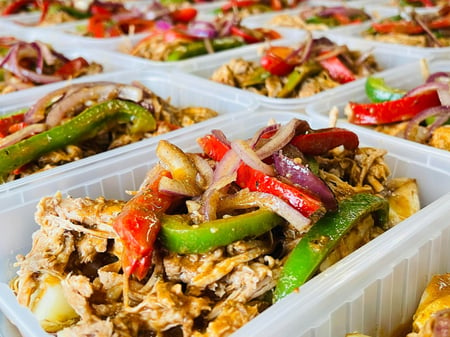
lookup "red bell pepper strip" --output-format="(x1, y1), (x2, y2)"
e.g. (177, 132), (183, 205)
(260, 46), (297, 76)
(170, 7), (198, 23)
(371, 20), (424, 35)
(2, 0), (37, 15)
(197, 134), (322, 217)
(0, 113), (25, 138)
(87, 15), (122, 38)
(221, 0), (260, 12)
(291, 128), (359, 155)
(428, 15), (450, 29)
(54, 57), (89, 79)
(113, 169), (175, 280)
(319, 53), (355, 84)
(347, 90), (441, 125)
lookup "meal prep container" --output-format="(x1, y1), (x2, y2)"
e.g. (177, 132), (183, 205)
(176, 31), (423, 110)
(0, 69), (258, 194)
(305, 57), (450, 166)
(241, 1), (397, 31)
(324, 15), (450, 59)
(0, 110), (449, 337)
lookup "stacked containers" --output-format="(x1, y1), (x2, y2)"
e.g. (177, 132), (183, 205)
(0, 0), (449, 336)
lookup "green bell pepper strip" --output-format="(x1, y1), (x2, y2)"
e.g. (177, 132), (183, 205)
(167, 36), (246, 61)
(365, 76), (406, 103)
(274, 193), (389, 301)
(0, 99), (156, 182)
(277, 62), (321, 98)
(160, 209), (283, 254)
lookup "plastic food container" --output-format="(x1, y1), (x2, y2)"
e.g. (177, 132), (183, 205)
(176, 31), (423, 110)
(0, 69), (258, 194)
(0, 110), (449, 337)
(324, 15), (450, 58)
(305, 58), (450, 165)
(241, 1), (397, 31)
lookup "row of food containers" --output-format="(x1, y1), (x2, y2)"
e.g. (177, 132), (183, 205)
(0, 0), (449, 336)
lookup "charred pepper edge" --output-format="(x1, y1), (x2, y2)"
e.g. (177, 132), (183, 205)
(0, 99), (156, 183)
(159, 209), (284, 254)
(273, 193), (389, 301)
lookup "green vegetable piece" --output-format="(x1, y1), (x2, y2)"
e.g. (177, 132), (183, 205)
(277, 62), (321, 98)
(365, 76), (406, 103)
(240, 66), (271, 87)
(160, 209), (283, 254)
(0, 99), (156, 183)
(274, 193), (389, 301)
(166, 37), (245, 61)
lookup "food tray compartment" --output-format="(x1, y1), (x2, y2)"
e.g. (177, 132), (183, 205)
(176, 31), (423, 110)
(324, 16), (450, 58)
(233, 192), (450, 337)
(0, 110), (449, 337)
(305, 58), (450, 167)
(241, 1), (397, 31)
(0, 69), (258, 193)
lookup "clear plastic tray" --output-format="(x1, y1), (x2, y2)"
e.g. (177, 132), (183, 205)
(0, 69), (258, 193)
(175, 31), (424, 110)
(324, 16), (450, 58)
(0, 110), (449, 337)
(305, 58), (450, 166)
(241, 1), (397, 31)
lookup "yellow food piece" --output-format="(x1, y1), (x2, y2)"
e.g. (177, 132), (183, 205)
(30, 274), (79, 332)
(412, 273), (450, 332)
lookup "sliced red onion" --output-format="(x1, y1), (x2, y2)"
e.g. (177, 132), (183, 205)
(273, 151), (337, 211)
(1, 42), (63, 84)
(427, 72), (450, 83)
(24, 81), (121, 124)
(404, 81), (449, 100)
(213, 148), (240, 182)
(413, 12), (442, 47)
(231, 139), (275, 176)
(155, 19), (173, 31)
(220, 190), (311, 232)
(189, 153), (214, 188)
(0, 123), (47, 149)
(405, 105), (450, 141)
(211, 129), (231, 146)
(200, 172), (237, 221)
(256, 118), (310, 160)
(249, 123), (280, 147)
(187, 21), (217, 39)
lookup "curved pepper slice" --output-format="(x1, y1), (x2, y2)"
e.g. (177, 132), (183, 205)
(114, 169), (174, 279)
(160, 209), (283, 254)
(290, 127), (359, 155)
(0, 99), (156, 182)
(274, 193), (389, 301)
(365, 76), (406, 103)
(346, 90), (441, 125)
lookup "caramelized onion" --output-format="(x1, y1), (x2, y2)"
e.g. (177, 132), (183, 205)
(0, 123), (47, 149)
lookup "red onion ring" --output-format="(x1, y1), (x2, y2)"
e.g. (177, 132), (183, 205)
(231, 139), (275, 176)
(273, 151), (337, 211)
(256, 119), (310, 160)
(405, 105), (450, 141)
(187, 21), (218, 39)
